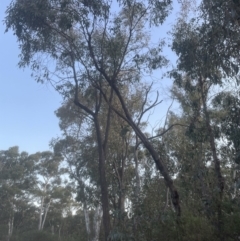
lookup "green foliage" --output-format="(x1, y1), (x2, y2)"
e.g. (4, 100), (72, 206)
(4, 0), (240, 241)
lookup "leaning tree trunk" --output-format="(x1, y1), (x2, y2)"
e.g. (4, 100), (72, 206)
(110, 83), (181, 216)
(87, 32), (181, 216)
(41, 199), (51, 230)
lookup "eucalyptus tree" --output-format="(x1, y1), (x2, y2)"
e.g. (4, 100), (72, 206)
(52, 81), (114, 240)
(170, 1), (240, 235)
(52, 81), (160, 240)
(0, 147), (35, 241)
(168, 82), (217, 217)
(28, 151), (67, 231)
(212, 91), (240, 200)
(5, 0), (181, 230)
(53, 127), (105, 241)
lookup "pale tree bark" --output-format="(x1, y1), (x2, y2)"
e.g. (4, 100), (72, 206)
(120, 161), (125, 215)
(84, 203), (103, 241)
(38, 182), (48, 231)
(232, 163), (238, 200)
(84, 203), (91, 241)
(38, 196), (44, 231)
(58, 225), (62, 240)
(38, 195), (51, 231)
(41, 199), (51, 230)
(162, 187), (174, 212)
(134, 138), (141, 198)
(72, 174), (103, 241)
(118, 135), (128, 218)
(7, 210), (14, 241)
(133, 137), (140, 235)
(93, 204), (103, 241)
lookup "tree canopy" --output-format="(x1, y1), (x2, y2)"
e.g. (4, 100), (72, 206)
(3, 0), (240, 240)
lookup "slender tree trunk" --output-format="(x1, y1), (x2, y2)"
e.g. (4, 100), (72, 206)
(119, 187), (125, 216)
(84, 203), (103, 241)
(119, 138), (126, 218)
(7, 211), (14, 241)
(94, 117), (111, 241)
(41, 199), (51, 230)
(10, 215), (14, 236)
(134, 137), (141, 198)
(38, 196), (44, 230)
(197, 142), (212, 218)
(58, 225), (61, 240)
(163, 188), (169, 212)
(133, 136), (141, 238)
(7, 217), (11, 241)
(199, 77), (224, 237)
(232, 163), (237, 200)
(93, 204), (103, 241)
(84, 202), (91, 241)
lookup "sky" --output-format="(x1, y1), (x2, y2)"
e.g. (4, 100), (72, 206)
(0, 0), (180, 154)
(0, 0), (62, 153)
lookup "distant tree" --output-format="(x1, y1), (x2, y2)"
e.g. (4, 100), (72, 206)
(0, 147), (34, 241)
(28, 151), (67, 231)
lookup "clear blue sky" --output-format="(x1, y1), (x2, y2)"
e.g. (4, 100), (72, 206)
(0, 0), (180, 154)
(0, 0), (62, 154)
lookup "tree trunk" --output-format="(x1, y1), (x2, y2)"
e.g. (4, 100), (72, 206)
(84, 203), (103, 241)
(73, 76), (112, 239)
(38, 196), (44, 230)
(134, 137), (141, 198)
(232, 163), (237, 200)
(199, 77), (224, 237)
(84, 203), (91, 241)
(7, 211), (14, 241)
(58, 225), (61, 240)
(94, 117), (111, 241)
(41, 199), (51, 230)
(93, 204), (103, 241)
(119, 138), (126, 219)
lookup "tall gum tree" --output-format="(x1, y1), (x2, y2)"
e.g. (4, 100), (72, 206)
(53, 81), (161, 237)
(53, 89), (112, 241)
(169, 1), (240, 233)
(5, 0), (181, 222)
